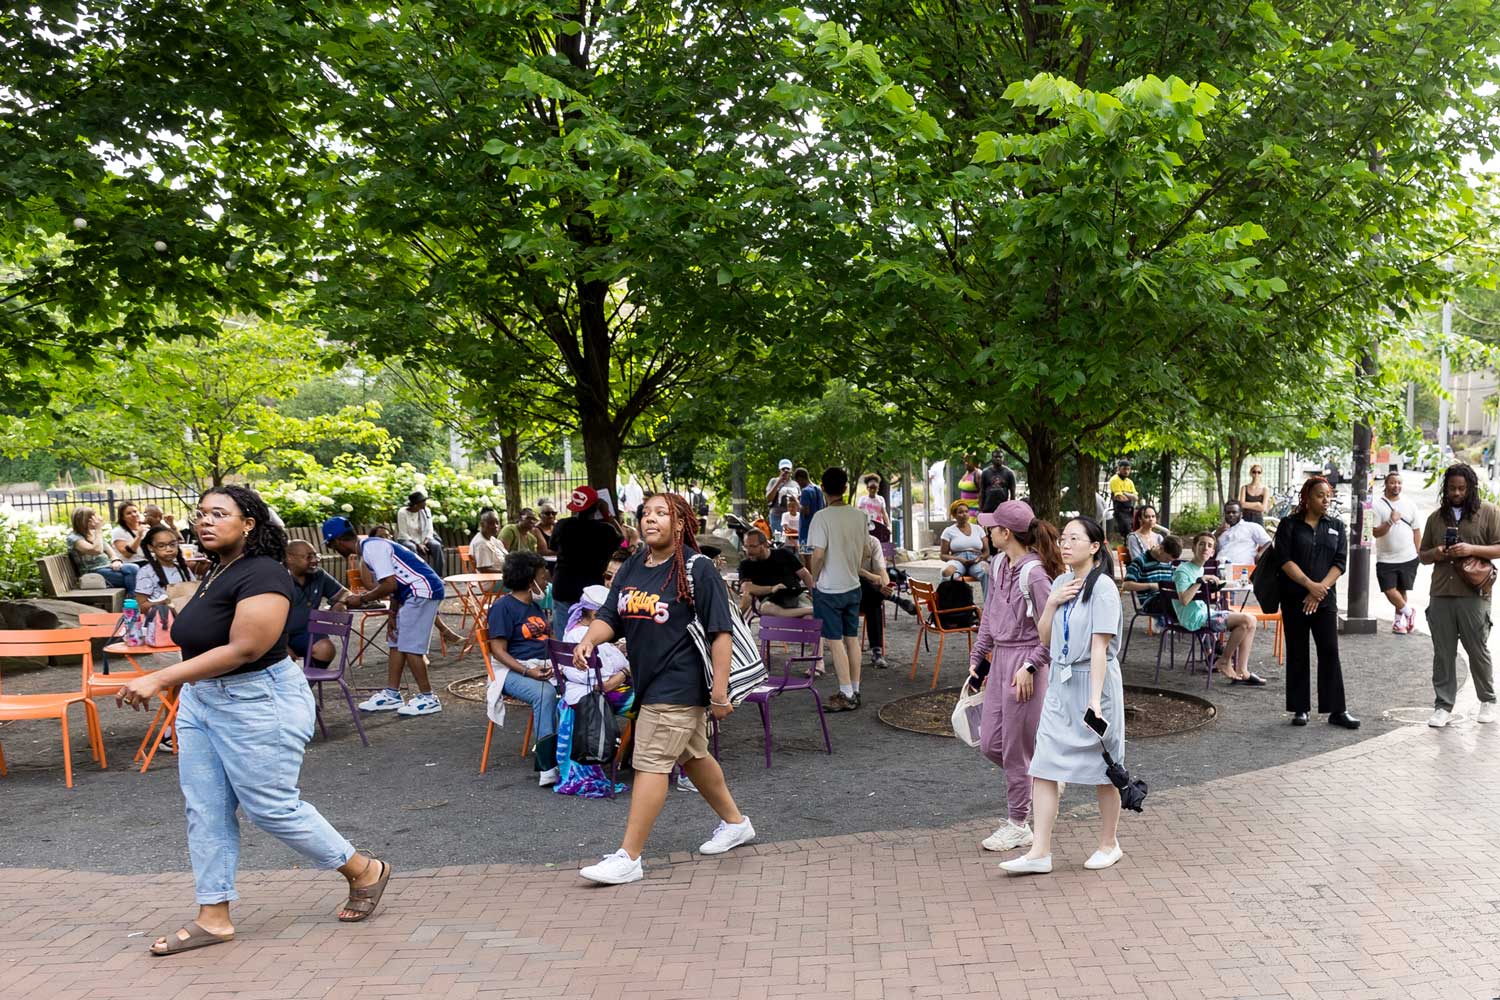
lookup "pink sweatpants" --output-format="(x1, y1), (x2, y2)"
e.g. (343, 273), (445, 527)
(978, 643), (1049, 822)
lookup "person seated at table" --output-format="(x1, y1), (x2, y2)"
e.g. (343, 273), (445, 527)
(66, 507), (139, 597)
(941, 501), (989, 595)
(136, 526), (201, 609)
(1214, 500), (1271, 571)
(470, 509), (508, 574)
(737, 528), (815, 617)
(1172, 532), (1265, 686)
(284, 539), (350, 672)
(142, 503), (186, 540)
(1122, 535), (1181, 617)
(486, 550), (561, 787)
(780, 495), (801, 546)
(500, 508), (549, 555)
(1126, 506), (1165, 563)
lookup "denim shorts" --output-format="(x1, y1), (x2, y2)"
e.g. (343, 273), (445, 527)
(812, 587), (862, 640)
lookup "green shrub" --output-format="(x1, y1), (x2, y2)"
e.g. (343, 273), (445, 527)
(0, 505), (69, 598)
(1164, 504), (1220, 536)
(258, 458), (505, 532)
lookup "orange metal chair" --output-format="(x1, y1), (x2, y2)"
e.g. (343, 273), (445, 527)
(476, 624), (535, 770)
(908, 579), (980, 690)
(0, 630), (107, 788)
(1222, 563), (1283, 664)
(75, 612), (151, 699)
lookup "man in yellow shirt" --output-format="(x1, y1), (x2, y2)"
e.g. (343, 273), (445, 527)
(1108, 460), (1139, 538)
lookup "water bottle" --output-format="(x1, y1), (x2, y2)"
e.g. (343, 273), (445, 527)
(122, 598), (144, 647)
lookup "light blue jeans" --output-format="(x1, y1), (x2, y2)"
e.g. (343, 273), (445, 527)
(502, 667), (559, 771)
(176, 658), (356, 904)
(943, 556), (989, 598)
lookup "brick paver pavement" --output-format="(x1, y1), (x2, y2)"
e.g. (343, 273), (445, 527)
(2, 719), (1496, 1000)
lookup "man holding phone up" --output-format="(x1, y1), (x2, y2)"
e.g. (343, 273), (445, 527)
(1418, 464), (1500, 728)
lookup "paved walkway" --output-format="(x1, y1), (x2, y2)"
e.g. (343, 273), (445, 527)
(3, 710), (1495, 1000)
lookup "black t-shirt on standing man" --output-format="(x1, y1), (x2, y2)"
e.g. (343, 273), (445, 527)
(595, 550), (734, 706)
(550, 515), (623, 604)
(171, 555), (294, 676)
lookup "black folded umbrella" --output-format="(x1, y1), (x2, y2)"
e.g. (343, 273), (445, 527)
(1101, 747), (1148, 812)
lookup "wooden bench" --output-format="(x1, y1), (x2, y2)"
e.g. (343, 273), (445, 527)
(35, 554), (126, 612)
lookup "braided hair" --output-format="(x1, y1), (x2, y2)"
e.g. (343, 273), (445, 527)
(1441, 463), (1481, 524)
(645, 492), (702, 605)
(198, 485), (287, 564)
(143, 524), (193, 590)
(1293, 477), (1330, 518)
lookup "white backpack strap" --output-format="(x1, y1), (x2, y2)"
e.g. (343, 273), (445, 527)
(1017, 559), (1038, 620)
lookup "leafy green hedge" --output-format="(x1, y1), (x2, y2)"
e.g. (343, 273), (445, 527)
(1163, 504), (1221, 536)
(0, 506), (69, 598)
(258, 458), (505, 531)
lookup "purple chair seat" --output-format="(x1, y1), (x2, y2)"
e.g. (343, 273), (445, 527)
(744, 616), (833, 767)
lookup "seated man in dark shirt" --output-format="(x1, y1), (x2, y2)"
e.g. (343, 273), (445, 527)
(737, 528), (815, 618)
(285, 539), (350, 670)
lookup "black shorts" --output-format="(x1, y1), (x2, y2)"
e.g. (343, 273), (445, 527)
(1376, 558), (1419, 592)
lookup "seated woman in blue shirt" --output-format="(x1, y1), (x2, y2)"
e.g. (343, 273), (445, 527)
(486, 550), (561, 788)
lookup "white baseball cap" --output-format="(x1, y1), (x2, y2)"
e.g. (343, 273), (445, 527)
(778, 458), (793, 470)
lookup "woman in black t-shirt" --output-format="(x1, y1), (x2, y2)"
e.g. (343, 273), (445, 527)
(573, 492), (754, 885)
(117, 486), (392, 955)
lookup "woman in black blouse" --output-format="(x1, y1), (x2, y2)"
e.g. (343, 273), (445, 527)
(118, 486), (392, 954)
(1272, 478), (1360, 729)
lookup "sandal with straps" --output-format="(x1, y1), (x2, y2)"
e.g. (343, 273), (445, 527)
(338, 855), (393, 923)
(149, 921), (234, 956)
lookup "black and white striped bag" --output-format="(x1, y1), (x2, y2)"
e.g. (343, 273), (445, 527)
(684, 553), (767, 706)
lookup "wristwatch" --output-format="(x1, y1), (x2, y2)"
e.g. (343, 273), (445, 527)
(1024, 663), (1037, 675)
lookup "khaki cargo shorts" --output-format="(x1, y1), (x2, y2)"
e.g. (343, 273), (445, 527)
(631, 703), (711, 773)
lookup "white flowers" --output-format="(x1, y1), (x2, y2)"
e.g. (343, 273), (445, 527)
(73, 217), (88, 230)
(340, 503), (353, 512)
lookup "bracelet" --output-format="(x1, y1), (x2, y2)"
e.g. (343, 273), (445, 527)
(710, 698), (731, 707)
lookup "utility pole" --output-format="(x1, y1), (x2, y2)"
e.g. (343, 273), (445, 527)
(1343, 150), (1382, 635)
(1438, 258), (1453, 451)
(730, 440), (746, 518)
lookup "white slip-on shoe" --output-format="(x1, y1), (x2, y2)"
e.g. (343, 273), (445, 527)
(579, 850), (643, 885)
(982, 821), (1034, 852)
(699, 816), (756, 855)
(998, 854), (1052, 875)
(538, 767), (560, 787)
(1428, 708), (1451, 728)
(358, 690), (404, 712)
(1084, 844), (1124, 870)
(1477, 703), (1497, 724)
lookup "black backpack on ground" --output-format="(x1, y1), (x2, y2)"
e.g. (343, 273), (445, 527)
(933, 578), (979, 629)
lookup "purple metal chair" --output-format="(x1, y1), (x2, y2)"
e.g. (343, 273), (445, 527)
(1152, 578), (1216, 689)
(549, 638), (633, 798)
(301, 609), (369, 747)
(744, 616), (833, 768)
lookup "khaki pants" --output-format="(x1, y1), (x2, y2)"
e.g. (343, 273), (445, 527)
(1427, 596), (1496, 711)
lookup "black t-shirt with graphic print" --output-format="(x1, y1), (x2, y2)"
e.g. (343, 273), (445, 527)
(596, 550), (734, 706)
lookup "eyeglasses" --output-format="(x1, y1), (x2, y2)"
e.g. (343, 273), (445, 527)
(192, 508), (243, 524)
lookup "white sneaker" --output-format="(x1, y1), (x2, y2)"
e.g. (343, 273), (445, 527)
(1478, 703), (1497, 724)
(579, 849), (643, 885)
(1084, 843), (1124, 870)
(395, 693), (442, 716)
(359, 690), (404, 712)
(698, 816), (755, 855)
(538, 767), (560, 787)
(1428, 708), (1451, 728)
(675, 773), (699, 793)
(998, 854), (1052, 875)
(981, 821), (1034, 852)
(1391, 616), (1405, 634)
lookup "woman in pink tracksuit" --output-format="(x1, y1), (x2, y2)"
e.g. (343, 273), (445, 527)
(969, 500), (1064, 853)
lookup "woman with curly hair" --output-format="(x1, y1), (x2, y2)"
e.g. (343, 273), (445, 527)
(573, 492), (753, 884)
(117, 485), (391, 955)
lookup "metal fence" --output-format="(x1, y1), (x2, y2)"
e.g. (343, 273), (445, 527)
(1, 485), (196, 528)
(517, 473), (590, 510)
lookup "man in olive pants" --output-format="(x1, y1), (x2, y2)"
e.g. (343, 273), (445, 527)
(1418, 464), (1500, 728)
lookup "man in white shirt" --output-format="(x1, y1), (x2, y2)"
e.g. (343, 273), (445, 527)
(1215, 501), (1271, 568)
(1373, 470), (1422, 634)
(397, 491), (445, 570)
(469, 509), (508, 573)
(807, 467), (870, 713)
(765, 459), (796, 541)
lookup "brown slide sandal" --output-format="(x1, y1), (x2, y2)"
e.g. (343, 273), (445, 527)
(149, 921), (234, 956)
(338, 858), (392, 922)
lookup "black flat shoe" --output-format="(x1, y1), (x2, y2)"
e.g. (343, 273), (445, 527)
(1242, 674), (1267, 687)
(1328, 711), (1361, 730)
(1291, 712), (1308, 726)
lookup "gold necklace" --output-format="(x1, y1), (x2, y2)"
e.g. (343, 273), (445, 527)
(199, 552), (246, 593)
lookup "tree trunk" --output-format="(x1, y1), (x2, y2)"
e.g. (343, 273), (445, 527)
(1076, 453), (1099, 517)
(1212, 441), (1225, 509)
(579, 408), (623, 496)
(1159, 451), (1174, 526)
(1019, 424), (1062, 523)
(1227, 435), (1251, 503)
(730, 440), (747, 518)
(497, 432), (522, 521)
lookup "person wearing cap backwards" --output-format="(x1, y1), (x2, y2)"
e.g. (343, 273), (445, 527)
(396, 491), (445, 570)
(968, 501), (1064, 853)
(765, 458), (796, 541)
(322, 516), (448, 717)
(548, 486), (624, 637)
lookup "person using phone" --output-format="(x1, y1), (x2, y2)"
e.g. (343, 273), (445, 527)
(1000, 515), (1127, 876)
(485, 550), (561, 787)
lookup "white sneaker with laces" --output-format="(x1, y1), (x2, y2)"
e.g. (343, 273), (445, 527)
(538, 767), (560, 787)
(1477, 703), (1497, 724)
(1428, 708), (1451, 728)
(981, 821), (1034, 852)
(675, 773), (699, 793)
(998, 854), (1052, 875)
(1084, 843), (1124, 870)
(359, 690), (404, 713)
(699, 816), (755, 855)
(396, 693), (442, 717)
(579, 849), (643, 885)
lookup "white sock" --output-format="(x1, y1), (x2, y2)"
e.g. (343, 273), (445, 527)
(852, 681), (860, 694)
(839, 683), (855, 698)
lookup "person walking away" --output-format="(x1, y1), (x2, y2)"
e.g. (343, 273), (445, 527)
(574, 493), (753, 884)
(807, 468), (869, 711)
(486, 551), (562, 785)
(323, 517), (448, 717)
(116, 486), (390, 955)
(1239, 464), (1269, 524)
(969, 501), (1062, 853)
(1171, 533), (1264, 685)
(1373, 471), (1422, 635)
(284, 539), (349, 671)
(1108, 460), (1139, 540)
(1001, 516), (1125, 875)
(548, 486), (624, 637)
(1271, 478), (1359, 729)
(978, 450), (1017, 514)
(1417, 464), (1499, 727)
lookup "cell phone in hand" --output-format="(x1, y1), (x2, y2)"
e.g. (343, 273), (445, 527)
(1445, 527), (1459, 547)
(1083, 707), (1109, 738)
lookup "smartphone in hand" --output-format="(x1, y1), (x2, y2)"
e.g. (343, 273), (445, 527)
(1445, 526), (1459, 548)
(1083, 707), (1109, 738)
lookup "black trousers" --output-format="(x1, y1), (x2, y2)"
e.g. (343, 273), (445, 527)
(1281, 599), (1346, 714)
(860, 580), (885, 651)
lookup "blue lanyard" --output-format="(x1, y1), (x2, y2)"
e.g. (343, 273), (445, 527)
(1060, 598), (1077, 660)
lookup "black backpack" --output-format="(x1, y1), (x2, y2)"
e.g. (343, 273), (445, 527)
(933, 577), (979, 629)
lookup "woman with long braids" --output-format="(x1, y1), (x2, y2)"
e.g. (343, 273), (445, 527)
(573, 492), (754, 884)
(116, 485), (392, 954)
(1273, 477), (1359, 729)
(1001, 515), (1126, 875)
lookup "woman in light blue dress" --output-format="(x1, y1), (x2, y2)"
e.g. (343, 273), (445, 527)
(1000, 515), (1126, 875)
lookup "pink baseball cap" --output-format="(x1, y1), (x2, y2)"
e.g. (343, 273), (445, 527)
(977, 499), (1035, 531)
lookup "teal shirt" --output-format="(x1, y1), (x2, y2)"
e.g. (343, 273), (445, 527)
(1171, 561), (1208, 631)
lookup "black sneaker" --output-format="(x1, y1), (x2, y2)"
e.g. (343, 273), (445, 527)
(824, 692), (854, 712)
(850, 692), (862, 710)
(871, 650), (889, 669)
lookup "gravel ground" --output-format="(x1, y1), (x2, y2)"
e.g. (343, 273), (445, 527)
(0, 563), (1456, 875)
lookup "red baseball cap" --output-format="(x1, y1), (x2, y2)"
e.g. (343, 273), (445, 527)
(567, 486), (600, 513)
